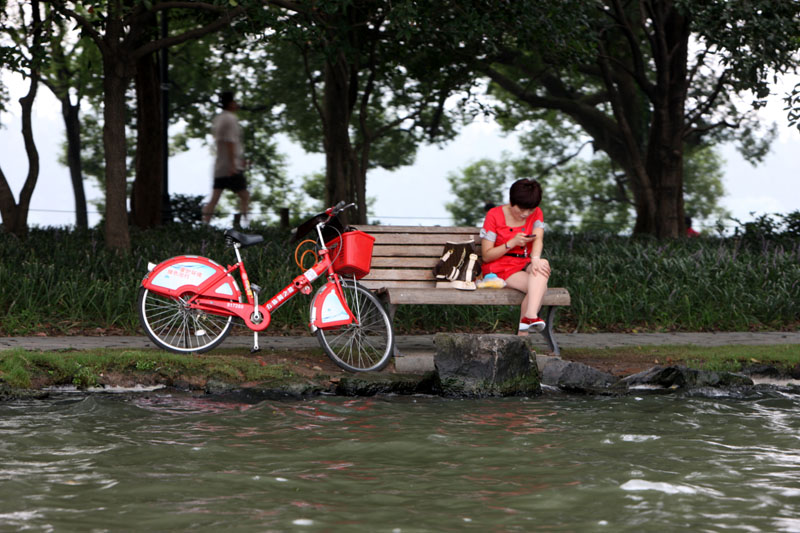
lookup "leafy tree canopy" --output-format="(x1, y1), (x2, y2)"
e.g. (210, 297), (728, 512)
(447, 111), (729, 233)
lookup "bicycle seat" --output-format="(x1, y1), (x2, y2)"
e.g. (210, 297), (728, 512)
(224, 229), (264, 247)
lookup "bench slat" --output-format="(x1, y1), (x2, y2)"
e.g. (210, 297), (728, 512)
(362, 225), (479, 235)
(360, 280), (441, 290)
(371, 257), (438, 268)
(373, 287), (570, 306)
(363, 268), (438, 281)
(371, 233), (479, 245)
(372, 244), (456, 257)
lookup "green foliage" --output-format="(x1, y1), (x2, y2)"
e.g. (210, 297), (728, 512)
(786, 82), (800, 132)
(169, 194), (204, 226)
(0, 224), (314, 336)
(685, 0), (800, 102)
(476, 0), (799, 236)
(445, 137), (730, 233)
(1, 221), (798, 337)
(446, 159), (509, 226)
(729, 211), (800, 250)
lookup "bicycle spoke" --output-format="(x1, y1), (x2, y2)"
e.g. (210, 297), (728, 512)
(139, 288), (234, 354)
(316, 281), (393, 372)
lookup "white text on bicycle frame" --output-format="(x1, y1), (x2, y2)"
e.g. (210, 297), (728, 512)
(266, 286), (296, 311)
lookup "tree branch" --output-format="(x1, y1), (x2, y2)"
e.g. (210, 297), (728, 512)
(685, 71), (728, 132)
(264, 0), (307, 14)
(686, 119), (736, 137)
(43, 0), (105, 53)
(131, 5), (246, 60)
(481, 62), (615, 131)
(609, 0), (654, 97)
(534, 139), (593, 181)
(300, 43), (326, 132)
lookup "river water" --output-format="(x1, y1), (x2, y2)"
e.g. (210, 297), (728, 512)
(2, 388), (800, 532)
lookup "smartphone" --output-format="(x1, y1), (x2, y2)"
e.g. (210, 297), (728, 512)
(524, 233), (536, 238)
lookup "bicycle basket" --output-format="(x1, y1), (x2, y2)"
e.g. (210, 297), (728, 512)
(326, 230), (375, 279)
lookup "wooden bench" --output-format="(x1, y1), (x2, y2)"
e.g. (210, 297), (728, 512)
(356, 225), (571, 355)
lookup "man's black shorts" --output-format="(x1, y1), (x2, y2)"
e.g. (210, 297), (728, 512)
(213, 172), (247, 192)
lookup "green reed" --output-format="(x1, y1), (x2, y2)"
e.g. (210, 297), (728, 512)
(0, 226), (797, 335)
(395, 232), (800, 333)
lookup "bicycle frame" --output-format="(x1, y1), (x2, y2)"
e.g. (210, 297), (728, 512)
(141, 218), (356, 333)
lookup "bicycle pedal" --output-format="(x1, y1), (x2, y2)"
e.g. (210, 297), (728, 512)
(250, 346), (261, 354)
(250, 283), (262, 294)
(195, 329), (207, 336)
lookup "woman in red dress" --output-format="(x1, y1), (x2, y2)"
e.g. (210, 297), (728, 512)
(480, 179), (551, 334)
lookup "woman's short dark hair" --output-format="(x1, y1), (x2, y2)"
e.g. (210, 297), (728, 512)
(509, 179), (542, 209)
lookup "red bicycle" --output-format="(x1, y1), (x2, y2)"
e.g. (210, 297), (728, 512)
(137, 202), (394, 372)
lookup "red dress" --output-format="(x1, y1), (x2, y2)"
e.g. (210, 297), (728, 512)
(480, 205), (544, 280)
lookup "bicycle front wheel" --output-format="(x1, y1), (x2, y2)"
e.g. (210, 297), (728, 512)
(315, 281), (394, 372)
(138, 287), (235, 353)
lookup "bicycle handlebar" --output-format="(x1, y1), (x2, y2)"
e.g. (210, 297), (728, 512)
(326, 201), (355, 218)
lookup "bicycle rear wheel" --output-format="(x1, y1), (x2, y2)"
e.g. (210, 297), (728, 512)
(138, 287), (235, 353)
(315, 281), (394, 372)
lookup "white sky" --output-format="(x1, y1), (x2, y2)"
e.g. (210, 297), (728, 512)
(1, 69), (798, 230)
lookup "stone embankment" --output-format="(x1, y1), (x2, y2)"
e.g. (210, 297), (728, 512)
(2, 332), (800, 400)
(207, 333), (800, 399)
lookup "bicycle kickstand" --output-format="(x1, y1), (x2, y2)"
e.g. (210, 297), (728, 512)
(250, 284), (262, 354)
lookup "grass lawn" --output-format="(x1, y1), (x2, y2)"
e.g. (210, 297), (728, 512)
(0, 347), (345, 390)
(2, 344), (800, 390)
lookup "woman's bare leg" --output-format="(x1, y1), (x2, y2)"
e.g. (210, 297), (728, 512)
(525, 265), (549, 318)
(505, 261), (550, 335)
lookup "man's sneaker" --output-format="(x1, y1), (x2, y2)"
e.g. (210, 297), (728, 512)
(519, 316), (545, 332)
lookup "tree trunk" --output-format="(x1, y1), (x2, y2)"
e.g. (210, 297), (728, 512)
(61, 98), (88, 230)
(0, 72), (40, 238)
(322, 57), (367, 224)
(0, 0), (42, 238)
(132, 51), (163, 229)
(574, 1), (689, 237)
(643, 2), (690, 239)
(102, 54), (132, 251)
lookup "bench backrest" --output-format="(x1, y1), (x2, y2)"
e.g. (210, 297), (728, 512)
(356, 225), (480, 291)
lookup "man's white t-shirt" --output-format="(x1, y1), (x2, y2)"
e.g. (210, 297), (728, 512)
(212, 110), (244, 178)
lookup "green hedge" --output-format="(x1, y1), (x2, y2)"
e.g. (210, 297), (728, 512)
(0, 223), (798, 335)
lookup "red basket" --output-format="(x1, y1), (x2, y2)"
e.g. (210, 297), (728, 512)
(326, 230), (376, 279)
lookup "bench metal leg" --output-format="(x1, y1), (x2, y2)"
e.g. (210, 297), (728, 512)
(381, 299), (400, 358)
(540, 306), (560, 356)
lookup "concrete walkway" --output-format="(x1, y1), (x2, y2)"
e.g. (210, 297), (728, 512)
(2, 331), (799, 352)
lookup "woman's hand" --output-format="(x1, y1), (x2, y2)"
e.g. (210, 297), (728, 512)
(530, 257), (551, 276)
(507, 233), (536, 249)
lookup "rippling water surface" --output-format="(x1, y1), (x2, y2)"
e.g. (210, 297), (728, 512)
(2, 390), (800, 531)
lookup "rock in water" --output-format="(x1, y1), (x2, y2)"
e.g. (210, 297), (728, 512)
(433, 333), (541, 397)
